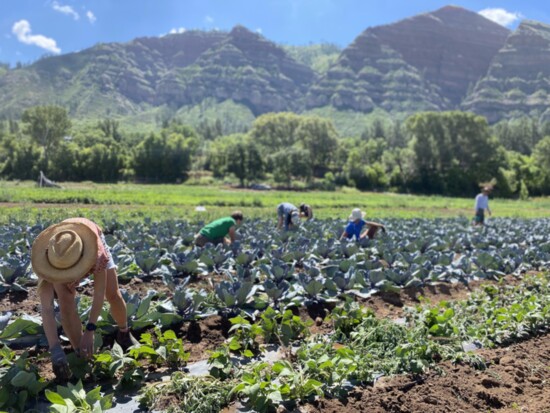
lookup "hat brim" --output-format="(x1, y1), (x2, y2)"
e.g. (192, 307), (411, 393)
(349, 211), (366, 220)
(31, 222), (98, 284)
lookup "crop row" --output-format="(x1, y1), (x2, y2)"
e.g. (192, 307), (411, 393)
(2, 272), (547, 412)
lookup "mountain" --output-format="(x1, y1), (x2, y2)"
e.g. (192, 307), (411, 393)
(2, 6), (550, 125)
(165, 26), (315, 115)
(462, 20), (550, 123)
(0, 27), (315, 118)
(306, 6), (510, 113)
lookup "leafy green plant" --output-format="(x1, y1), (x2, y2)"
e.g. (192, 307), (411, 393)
(258, 308), (310, 346)
(330, 301), (373, 338)
(0, 350), (48, 413)
(296, 342), (357, 396)
(208, 344), (236, 380)
(130, 329), (189, 369)
(46, 380), (112, 413)
(93, 343), (144, 389)
(228, 315), (263, 356)
(231, 360), (323, 413)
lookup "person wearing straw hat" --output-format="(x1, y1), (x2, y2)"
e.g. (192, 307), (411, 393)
(276, 202), (301, 230)
(473, 186), (492, 226)
(340, 208), (386, 241)
(31, 218), (137, 380)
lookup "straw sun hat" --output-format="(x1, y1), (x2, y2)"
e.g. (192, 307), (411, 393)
(31, 222), (98, 284)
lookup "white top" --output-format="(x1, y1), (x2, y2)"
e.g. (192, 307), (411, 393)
(475, 193), (489, 210)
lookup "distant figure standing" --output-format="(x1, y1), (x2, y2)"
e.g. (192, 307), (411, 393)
(276, 202), (301, 230)
(340, 208), (385, 241)
(474, 187), (492, 226)
(299, 203), (314, 221)
(195, 211), (243, 246)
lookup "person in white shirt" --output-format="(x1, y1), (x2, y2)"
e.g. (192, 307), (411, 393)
(474, 187), (491, 225)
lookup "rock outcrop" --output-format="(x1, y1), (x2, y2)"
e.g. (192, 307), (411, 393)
(462, 20), (550, 123)
(306, 5), (509, 113)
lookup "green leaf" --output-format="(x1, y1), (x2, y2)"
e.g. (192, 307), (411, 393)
(85, 387), (101, 405)
(0, 317), (42, 339)
(112, 342), (124, 359)
(45, 390), (67, 406)
(10, 371), (34, 387)
(163, 330), (177, 340)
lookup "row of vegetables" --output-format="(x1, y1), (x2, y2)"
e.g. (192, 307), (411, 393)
(1, 217), (550, 308)
(1, 273), (549, 412)
(1, 218), (550, 412)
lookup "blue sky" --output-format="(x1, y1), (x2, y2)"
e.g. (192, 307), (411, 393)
(0, 0), (548, 66)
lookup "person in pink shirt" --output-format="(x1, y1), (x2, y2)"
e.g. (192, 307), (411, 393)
(31, 218), (136, 380)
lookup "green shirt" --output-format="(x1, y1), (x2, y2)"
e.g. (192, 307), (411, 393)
(200, 217), (236, 240)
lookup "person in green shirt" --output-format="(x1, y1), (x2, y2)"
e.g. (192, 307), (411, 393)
(194, 211), (243, 247)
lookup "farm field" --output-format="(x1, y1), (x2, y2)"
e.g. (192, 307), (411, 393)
(0, 185), (549, 412)
(2, 181), (550, 223)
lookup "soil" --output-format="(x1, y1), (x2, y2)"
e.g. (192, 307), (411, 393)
(294, 333), (550, 413)
(0, 270), (550, 413)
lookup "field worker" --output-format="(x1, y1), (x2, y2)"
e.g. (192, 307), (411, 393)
(340, 208), (386, 241)
(474, 187), (492, 226)
(277, 202), (301, 230)
(31, 218), (137, 381)
(299, 203), (314, 221)
(194, 211), (243, 247)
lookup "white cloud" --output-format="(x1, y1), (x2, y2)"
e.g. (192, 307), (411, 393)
(479, 8), (523, 27)
(169, 27), (186, 34)
(86, 10), (96, 24)
(52, 1), (80, 20)
(12, 20), (61, 54)
(256, 28), (262, 34)
(204, 15), (214, 24)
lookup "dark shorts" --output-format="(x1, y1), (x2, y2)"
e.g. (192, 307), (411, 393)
(475, 208), (485, 224)
(194, 234), (224, 247)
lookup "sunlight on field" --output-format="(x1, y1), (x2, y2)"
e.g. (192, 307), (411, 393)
(1, 181), (549, 223)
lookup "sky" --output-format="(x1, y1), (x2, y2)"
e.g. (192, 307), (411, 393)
(0, 0), (548, 66)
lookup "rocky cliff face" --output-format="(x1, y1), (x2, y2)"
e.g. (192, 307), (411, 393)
(306, 5), (509, 113)
(462, 20), (550, 123)
(306, 30), (448, 113)
(371, 6), (510, 105)
(167, 26), (316, 114)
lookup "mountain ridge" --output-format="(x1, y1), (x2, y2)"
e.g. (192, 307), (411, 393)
(1, 6), (549, 125)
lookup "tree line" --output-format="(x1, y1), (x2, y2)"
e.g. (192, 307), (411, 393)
(1, 106), (550, 198)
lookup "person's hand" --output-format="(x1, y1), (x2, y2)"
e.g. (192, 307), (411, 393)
(79, 330), (95, 359)
(50, 344), (72, 381)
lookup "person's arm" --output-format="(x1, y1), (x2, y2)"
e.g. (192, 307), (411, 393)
(340, 231), (349, 241)
(307, 206), (313, 220)
(277, 215), (283, 230)
(364, 221), (386, 231)
(227, 225), (237, 244)
(80, 270), (107, 358)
